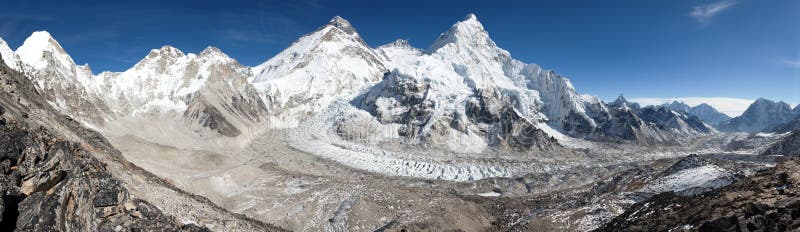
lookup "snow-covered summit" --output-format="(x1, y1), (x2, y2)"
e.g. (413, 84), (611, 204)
(610, 94), (641, 110)
(327, 16), (358, 35)
(5, 31), (112, 125)
(429, 13), (492, 52)
(102, 44), (252, 115)
(16, 31), (77, 71)
(250, 16), (387, 127)
(688, 103), (731, 126)
(199, 46), (235, 63)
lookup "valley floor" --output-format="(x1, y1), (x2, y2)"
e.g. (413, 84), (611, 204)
(106, 128), (783, 231)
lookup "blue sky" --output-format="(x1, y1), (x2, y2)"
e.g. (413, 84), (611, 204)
(0, 0), (798, 107)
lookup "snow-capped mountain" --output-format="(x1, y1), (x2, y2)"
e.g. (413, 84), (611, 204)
(250, 16), (387, 127)
(609, 95), (641, 110)
(718, 98), (796, 133)
(1, 31), (268, 140)
(3, 31), (112, 125)
(96, 45), (269, 139)
(346, 15), (713, 150)
(600, 95), (714, 144)
(663, 101), (692, 113)
(688, 103), (731, 125)
(637, 105), (713, 135)
(661, 101), (731, 126)
(0, 38), (22, 71)
(0, 14), (718, 150)
(353, 14), (560, 151)
(99, 46), (245, 114)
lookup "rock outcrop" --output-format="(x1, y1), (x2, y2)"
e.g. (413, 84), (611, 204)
(0, 118), (209, 231)
(597, 159), (800, 231)
(761, 130), (800, 157)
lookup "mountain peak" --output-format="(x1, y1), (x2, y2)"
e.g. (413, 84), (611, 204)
(199, 46), (234, 63)
(461, 13), (480, 24)
(380, 39), (417, 50)
(753, 98), (771, 103)
(24, 31), (56, 45)
(0, 37), (20, 70)
(615, 94), (628, 102)
(327, 16), (357, 35)
(148, 45), (185, 58)
(200, 46), (225, 57)
(429, 13), (493, 52)
(16, 31), (76, 70)
(610, 94), (640, 109)
(666, 101), (691, 112)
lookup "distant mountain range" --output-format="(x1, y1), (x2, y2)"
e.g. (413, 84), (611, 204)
(661, 101), (731, 126)
(718, 98), (799, 133)
(0, 14), (792, 154)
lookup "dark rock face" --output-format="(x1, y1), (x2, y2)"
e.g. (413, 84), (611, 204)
(659, 154), (712, 177)
(689, 103), (732, 126)
(357, 70), (434, 140)
(768, 113), (800, 133)
(719, 98), (796, 133)
(638, 106), (712, 134)
(0, 117), (209, 231)
(464, 88), (557, 150)
(596, 159), (800, 232)
(184, 97), (242, 137)
(181, 65), (268, 137)
(662, 101), (732, 127)
(600, 105), (644, 141)
(356, 70), (559, 151)
(761, 130), (800, 157)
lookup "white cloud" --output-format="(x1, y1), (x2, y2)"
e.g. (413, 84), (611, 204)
(781, 58), (800, 68)
(630, 97), (755, 117)
(690, 1), (737, 25)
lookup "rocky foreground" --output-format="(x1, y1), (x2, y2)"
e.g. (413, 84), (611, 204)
(597, 158), (800, 231)
(0, 109), (210, 231)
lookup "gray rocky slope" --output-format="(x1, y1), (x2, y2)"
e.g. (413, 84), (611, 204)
(0, 57), (284, 231)
(596, 158), (800, 231)
(689, 103), (732, 126)
(761, 130), (800, 157)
